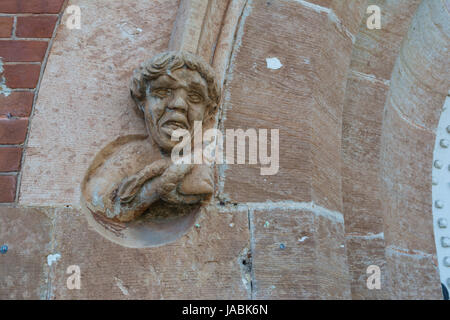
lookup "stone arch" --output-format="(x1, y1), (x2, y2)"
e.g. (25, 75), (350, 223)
(342, 0), (449, 299)
(379, 0), (449, 299)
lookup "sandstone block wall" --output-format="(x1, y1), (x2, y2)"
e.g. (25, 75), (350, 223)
(0, 0), (65, 203)
(0, 0), (448, 299)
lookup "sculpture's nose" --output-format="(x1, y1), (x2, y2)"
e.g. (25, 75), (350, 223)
(168, 92), (188, 113)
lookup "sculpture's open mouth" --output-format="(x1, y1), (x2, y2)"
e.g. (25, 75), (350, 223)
(160, 116), (189, 137)
(163, 120), (187, 130)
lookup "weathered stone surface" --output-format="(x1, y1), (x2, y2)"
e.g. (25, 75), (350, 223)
(221, 0), (356, 212)
(342, 76), (388, 235)
(4, 0), (447, 301)
(305, 0), (367, 36)
(389, 0), (450, 131)
(47, 205), (250, 299)
(346, 236), (388, 299)
(381, 103), (436, 254)
(82, 51), (220, 229)
(0, 207), (52, 299)
(349, 0), (422, 80)
(251, 208), (350, 299)
(378, 0), (450, 299)
(20, 0), (179, 206)
(385, 246), (441, 299)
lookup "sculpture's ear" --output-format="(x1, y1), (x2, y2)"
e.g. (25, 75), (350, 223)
(129, 90), (142, 117)
(130, 66), (148, 118)
(205, 103), (217, 121)
(135, 98), (145, 115)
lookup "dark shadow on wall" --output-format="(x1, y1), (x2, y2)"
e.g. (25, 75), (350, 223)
(442, 283), (449, 300)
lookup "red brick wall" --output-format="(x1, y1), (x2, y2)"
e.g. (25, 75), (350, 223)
(0, 0), (65, 203)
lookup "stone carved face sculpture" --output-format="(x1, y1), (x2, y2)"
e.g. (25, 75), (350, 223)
(130, 51), (220, 152)
(81, 52), (221, 247)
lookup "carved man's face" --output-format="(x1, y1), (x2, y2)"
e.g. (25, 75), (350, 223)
(143, 68), (209, 151)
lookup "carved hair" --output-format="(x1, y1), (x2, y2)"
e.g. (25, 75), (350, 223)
(130, 51), (220, 118)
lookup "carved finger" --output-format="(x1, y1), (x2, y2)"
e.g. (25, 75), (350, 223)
(118, 159), (170, 203)
(117, 175), (140, 203)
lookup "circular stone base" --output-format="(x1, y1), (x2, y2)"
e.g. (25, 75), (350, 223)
(82, 199), (200, 248)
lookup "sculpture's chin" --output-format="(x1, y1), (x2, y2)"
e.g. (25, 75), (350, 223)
(146, 127), (175, 153)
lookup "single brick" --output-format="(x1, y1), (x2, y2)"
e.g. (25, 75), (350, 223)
(0, 175), (16, 202)
(0, 0), (65, 14)
(16, 16), (58, 38)
(0, 40), (48, 62)
(0, 118), (29, 144)
(3, 64), (41, 89)
(0, 147), (22, 172)
(0, 17), (14, 37)
(0, 91), (34, 117)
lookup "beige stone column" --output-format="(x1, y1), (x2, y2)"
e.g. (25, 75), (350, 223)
(342, 0), (422, 299)
(219, 0), (367, 298)
(380, 0), (449, 299)
(16, 0), (252, 299)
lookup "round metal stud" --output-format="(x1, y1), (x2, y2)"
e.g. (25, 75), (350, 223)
(432, 176), (438, 185)
(441, 139), (450, 148)
(438, 218), (448, 228)
(442, 237), (450, 248)
(447, 125), (450, 134)
(444, 257), (450, 267)
(435, 200), (444, 209)
(434, 160), (443, 169)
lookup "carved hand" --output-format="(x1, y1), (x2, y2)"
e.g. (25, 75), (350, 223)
(117, 159), (170, 203)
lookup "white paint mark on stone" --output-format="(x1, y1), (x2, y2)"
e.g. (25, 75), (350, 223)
(117, 22), (142, 40)
(293, 0), (330, 14)
(298, 236), (309, 242)
(114, 277), (129, 296)
(47, 253), (61, 266)
(0, 78), (12, 97)
(293, 1), (354, 42)
(266, 57), (283, 70)
(91, 187), (105, 209)
(350, 70), (390, 86)
(246, 201), (344, 224)
(0, 58), (11, 97)
(346, 232), (385, 240)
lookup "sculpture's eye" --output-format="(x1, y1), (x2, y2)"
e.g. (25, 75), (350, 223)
(188, 91), (203, 103)
(152, 88), (171, 98)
